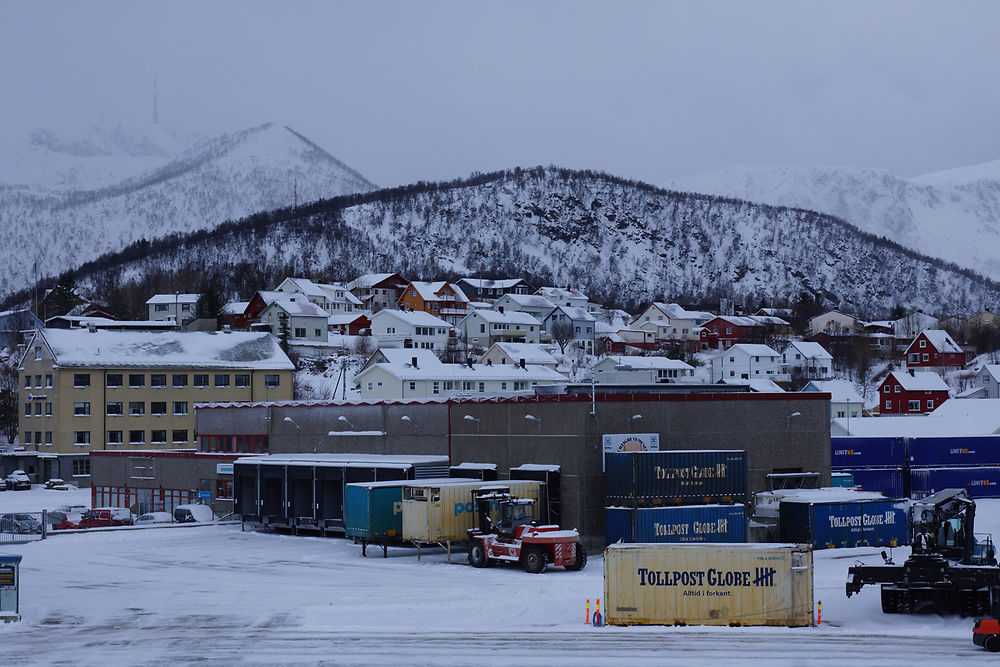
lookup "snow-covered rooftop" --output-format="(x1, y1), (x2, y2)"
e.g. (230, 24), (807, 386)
(263, 296), (328, 318)
(145, 293), (200, 304)
(598, 356), (693, 371)
(916, 329), (963, 354)
(346, 273), (399, 290)
(464, 310), (540, 325)
(34, 329), (294, 370)
(371, 309), (451, 328)
(482, 342), (557, 365)
(802, 380), (863, 404)
(783, 341), (833, 360)
(547, 305), (596, 321)
(888, 370), (949, 391)
(727, 343), (780, 357)
(357, 360), (566, 383)
(495, 293), (555, 309)
(408, 281), (470, 303)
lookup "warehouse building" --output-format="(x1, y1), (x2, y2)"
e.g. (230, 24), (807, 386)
(181, 387), (831, 549)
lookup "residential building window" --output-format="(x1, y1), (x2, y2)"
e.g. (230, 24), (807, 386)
(73, 402), (91, 416)
(150, 374), (167, 387)
(462, 381), (474, 391)
(294, 328), (306, 338)
(181, 303), (191, 312)
(72, 459), (91, 476)
(129, 401), (145, 416)
(479, 382), (485, 392)
(173, 402), (188, 415)
(154, 304), (169, 312)
(894, 386), (900, 393)
(885, 400), (892, 410)
(367, 382), (373, 391)
(34, 403), (42, 416)
(74, 373), (91, 387)
(922, 353), (929, 362)
(235, 374), (250, 387)
(216, 479), (234, 500)
(908, 400), (920, 412)
(151, 430), (167, 443)
(172, 429), (188, 443)
(215, 374), (230, 387)
(194, 374), (209, 387)
(409, 381), (416, 391)
(265, 374), (280, 388)
(24, 376), (30, 388)
(173, 374), (188, 387)
(45, 374), (52, 388)
(150, 402), (167, 415)
(44, 431), (52, 445)
(314, 329), (322, 337)
(45, 402), (52, 416)
(106, 402), (123, 415)
(927, 400), (934, 410)
(24, 403), (31, 417)
(432, 381), (440, 395)
(24, 431), (31, 444)
(34, 374), (41, 387)
(107, 374), (123, 387)
(919, 339), (926, 348)
(107, 430), (123, 445)
(34, 346), (41, 360)
(74, 431), (91, 445)
(129, 430), (145, 444)
(129, 374), (145, 388)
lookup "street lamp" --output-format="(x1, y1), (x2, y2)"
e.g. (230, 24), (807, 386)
(524, 414), (542, 432)
(786, 411), (801, 428)
(282, 416), (299, 431)
(627, 413), (642, 433)
(463, 414), (480, 433)
(337, 415), (355, 430)
(401, 415), (416, 431)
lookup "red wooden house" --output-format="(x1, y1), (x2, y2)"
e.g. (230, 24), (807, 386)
(698, 316), (764, 350)
(904, 329), (966, 372)
(879, 370), (949, 415)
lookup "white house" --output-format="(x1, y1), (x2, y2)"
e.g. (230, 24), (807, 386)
(259, 296), (330, 342)
(591, 356), (696, 384)
(710, 344), (784, 383)
(275, 277), (362, 314)
(781, 341), (833, 381)
(146, 294), (200, 324)
(492, 293), (556, 320)
(458, 310), (542, 347)
(631, 302), (714, 343)
(535, 286), (589, 310)
(542, 306), (597, 352)
(957, 365), (1000, 399)
(893, 311), (940, 340)
(353, 358), (566, 399)
(370, 309), (451, 351)
(801, 379), (863, 422)
(808, 311), (858, 336)
(477, 342), (558, 370)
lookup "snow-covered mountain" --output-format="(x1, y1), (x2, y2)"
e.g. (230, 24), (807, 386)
(0, 122), (375, 298)
(48, 167), (1000, 320)
(668, 161), (1000, 281)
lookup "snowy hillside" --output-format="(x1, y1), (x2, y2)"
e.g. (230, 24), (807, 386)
(51, 167), (1000, 319)
(668, 161), (1000, 282)
(0, 123), (375, 298)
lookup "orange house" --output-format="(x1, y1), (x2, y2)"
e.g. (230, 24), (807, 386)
(397, 281), (469, 327)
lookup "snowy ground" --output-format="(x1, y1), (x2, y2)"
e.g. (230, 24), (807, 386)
(0, 489), (997, 664)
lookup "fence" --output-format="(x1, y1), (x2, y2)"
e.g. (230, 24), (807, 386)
(0, 511), (46, 544)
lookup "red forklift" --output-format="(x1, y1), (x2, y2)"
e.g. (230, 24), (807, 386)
(466, 487), (586, 573)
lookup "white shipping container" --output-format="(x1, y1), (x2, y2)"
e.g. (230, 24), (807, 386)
(603, 543), (813, 627)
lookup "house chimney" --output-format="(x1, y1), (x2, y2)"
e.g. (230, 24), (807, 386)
(498, 306), (504, 313)
(411, 356), (418, 368)
(467, 358), (474, 368)
(487, 359), (492, 366)
(909, 368), (915, 376)
(520, 358), (526, 369)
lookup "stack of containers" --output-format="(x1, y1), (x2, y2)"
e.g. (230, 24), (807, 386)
(605, 450), (748, 545)
(832, 436), (1000, 500)
(907, 436), (1000, 499)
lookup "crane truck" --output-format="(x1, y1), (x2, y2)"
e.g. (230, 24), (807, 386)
(845, 488), (1000, 615)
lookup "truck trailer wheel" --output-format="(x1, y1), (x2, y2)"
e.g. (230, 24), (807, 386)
(565, 543), (587, 571)
(522, 546), (546, 574)
(469, 542), (488, 568)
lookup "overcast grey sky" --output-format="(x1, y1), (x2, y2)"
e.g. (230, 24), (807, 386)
(3, 1), (999, 187)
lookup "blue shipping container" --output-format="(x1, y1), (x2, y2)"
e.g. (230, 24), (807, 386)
(605, 505), (747, 545)
(831, 437), (906, 469)
(907, 436), (1000, 468)
(909, 467), (1000, 500)
(831, 473), (854, 488)
(605, 450), (748, 506)
(778, 499), (909, 549)
(344, 482), (406, 540)
(840, 468), (906, 498)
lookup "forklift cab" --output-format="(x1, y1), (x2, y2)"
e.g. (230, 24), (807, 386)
(497, 498), (536, 539)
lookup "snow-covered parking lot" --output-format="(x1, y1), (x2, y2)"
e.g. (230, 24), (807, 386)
(1, 490), (998, 664)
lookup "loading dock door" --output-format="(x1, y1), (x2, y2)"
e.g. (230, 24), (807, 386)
(234, 465), (259, 520)
(260, 466), (286, 523)
(287, 465), (315, 524)
(316, 466), (345, 529)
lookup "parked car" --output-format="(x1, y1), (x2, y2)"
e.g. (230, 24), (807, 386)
(1, 513), (42, 534)
(5, 470), (31, 490)
(79, 507), (134, 528)
(135, 512), (173, 525)
(0, 477), (7, 491)
(45, 510), (82, 530)
(173, 504), (214, 523)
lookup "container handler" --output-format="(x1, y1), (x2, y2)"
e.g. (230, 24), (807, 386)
(845, 488), (1000, 615)
(466, 487), (586, 573)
